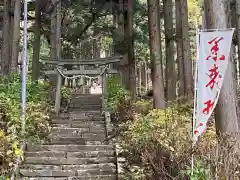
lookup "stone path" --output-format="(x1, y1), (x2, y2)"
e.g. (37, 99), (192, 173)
(20, 93), (117, 180)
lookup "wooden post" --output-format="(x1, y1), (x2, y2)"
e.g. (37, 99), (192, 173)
(145, 62), (148, 92)
(102, 71), (112, 139)
(55, 66), (62, 115)
(79, 65), (84, 93)
(102, 71), (107, 109)
(139, 64), (142, 95)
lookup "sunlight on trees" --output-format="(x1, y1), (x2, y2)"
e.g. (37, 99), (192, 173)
(0, 0), (239, 179)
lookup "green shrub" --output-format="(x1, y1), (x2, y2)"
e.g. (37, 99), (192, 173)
(119, 103), (233, 179)
(183, 160), (210, 180)
(0, 74), (53, 176)
(61, 86), (71, 99)
(60, 86), (72, 111)
(133, 99), (152, 116)
(105, 76), (232, 179)
(105, 75), (130, 113)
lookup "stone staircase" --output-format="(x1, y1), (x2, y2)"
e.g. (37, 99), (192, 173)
(19, 94), (117, 180)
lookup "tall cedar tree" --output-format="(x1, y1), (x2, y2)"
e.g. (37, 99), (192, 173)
(147, 0), (166, 108)
(204, 0), (239, 138)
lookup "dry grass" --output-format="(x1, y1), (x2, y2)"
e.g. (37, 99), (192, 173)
(115, 99), (240, 180)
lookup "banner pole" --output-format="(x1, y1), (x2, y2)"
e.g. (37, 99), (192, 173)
(200, 28), (235, 32)
(191, 29), (200, 175)
(21, 0), (28, 136)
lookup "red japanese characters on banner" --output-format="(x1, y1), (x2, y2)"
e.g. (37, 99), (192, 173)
(205, 64), (222, 90)
(206, 37), (225, 62)
(203, 37), (225, 115)
(202, 100), (214, 114)
(193, 29), (234, 143)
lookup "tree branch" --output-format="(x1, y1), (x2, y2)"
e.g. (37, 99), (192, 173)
(75, 2), (107, 43)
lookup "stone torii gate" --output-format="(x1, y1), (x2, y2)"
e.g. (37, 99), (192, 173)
(42, 55), (122, 115)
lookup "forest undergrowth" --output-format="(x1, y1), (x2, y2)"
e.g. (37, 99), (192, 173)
(0, 74), (57, 178)
(0, 73), (72, 179)
(106, 76), (240, 180)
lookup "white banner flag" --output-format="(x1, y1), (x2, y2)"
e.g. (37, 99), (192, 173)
(193, 29), (234, 144)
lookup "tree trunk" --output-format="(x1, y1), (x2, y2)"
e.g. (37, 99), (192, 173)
(163, 0), (176, 101)
(175, 0), (184, 97)
(204, 0), (239, 136)
(9, 5), (14, 68)
(180, 0), (193, 97)
(147, 0), (165, 109)
(32, 0), (41, 82)
(49, 0), (60, 86)
(141, 62), (146, 91)
(120, 0), (130, 91)
(10, 0), (21, 73)
(230, 0), (238, 81)
(56, 0), (61, 59)
(1, 0), (11, 75)
(81, 41), (92, 59)
(126, 0), (136, 99)
(93, 34), (100, 59)
(93, 39), (101, 59)
(236, 0), (240, 81)
(50, 0), (57, 61)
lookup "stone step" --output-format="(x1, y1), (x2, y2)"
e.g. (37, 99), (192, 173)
(25, 151), (66, 158)
(24, 157), (115, 165)
(69, 108), (102, 112)
(49, 133), (106, 141)
(69, 111), (102, 116)
(71, 93), (102, 98)
(50, 127), (105, 135)
(46, 141), (113, 146)
(21, 178), (68, 180)
(24, 150), (114, 158)
(71, 95), (101, 98)
(66, 151), (114, 158)
(70, 99), (102, 103)
(72, 123), (105, 129)
(52, 123), (105, 130)
(52, 122), (105, 130)
(22, 175), (116, 180)
(69, 102), (102, 106)
(52, 118), (105, 124)
(69, 106), (102, 110)
(22, 163), (115, 171)
(52, 119), (104, 123)
(69, 176), (116, 180)
(70, 103), (102, 105)
(26, 145), (114, 152)
(70, 103), (102, 106)
(70, 101), (102, 104)
(71, 96), (101, 99)
(69, 105), (102, 109)
(71, 94), (101, 97)
(71, 96), (101, 98)
(71, 93), (102, 97)
(46, 139), (107, 146)
(20, 168), (115, 177)
(20, 169), (76, 177)
(69, 116), (104, 121)
(70, 112), (103, 117)
(52, 113), (69, 120)
(70, 100), (101, 104)
(51, 127), (88, 134)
